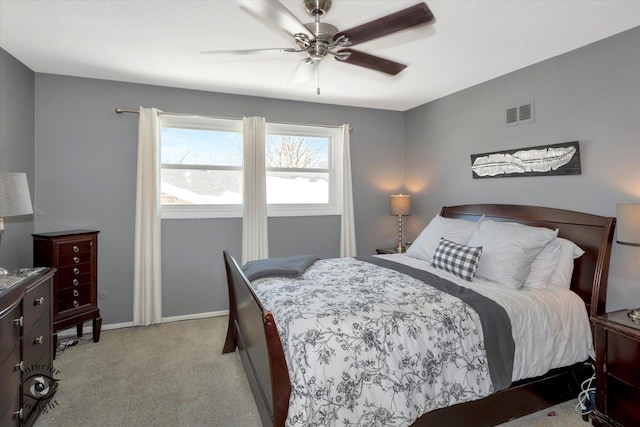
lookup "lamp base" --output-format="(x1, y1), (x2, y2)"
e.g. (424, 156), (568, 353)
(394, 244), (405, 253)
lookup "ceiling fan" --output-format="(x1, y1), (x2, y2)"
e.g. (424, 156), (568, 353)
(202, 0), (435, 89)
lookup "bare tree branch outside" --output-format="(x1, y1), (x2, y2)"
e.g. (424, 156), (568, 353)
(266, 136), (327, 168)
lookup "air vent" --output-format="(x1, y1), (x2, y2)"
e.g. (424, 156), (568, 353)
(505, 101), (534, 126)
(519, 104), (532, 121)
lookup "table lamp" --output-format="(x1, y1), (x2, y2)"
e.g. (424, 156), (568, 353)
(0, 173), (34, 276)
(390, 194), (411, 253)
(617, 202), (640, 321)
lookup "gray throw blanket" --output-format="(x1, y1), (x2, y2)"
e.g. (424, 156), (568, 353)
(243, 255), (319, 282)
(357, 255), (515, 391)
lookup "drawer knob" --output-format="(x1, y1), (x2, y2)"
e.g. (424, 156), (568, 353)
(73, 245), (80, 253)
(34, 336), (44, 345)
(73, 300), (80, 308)
(14, 361), (24, 372)
(73, 278), (79, 286)
(73, 289), (80, 297)
(34, 296), (45, 306)
(14, 316), (24, 327)
(73, 267), (80, 275)
(73, 256), (80, 263)
(14, 408), (24, 420)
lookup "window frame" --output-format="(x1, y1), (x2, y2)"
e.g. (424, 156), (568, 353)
(159, 115), (343, 219)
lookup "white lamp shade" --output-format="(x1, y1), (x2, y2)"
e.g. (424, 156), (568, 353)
(390, 194), (411, 216)
(0, 173), (34, 217)
(617, 203), (640, 246)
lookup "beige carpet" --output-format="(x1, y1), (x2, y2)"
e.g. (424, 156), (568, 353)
(34, 317), (590, 427)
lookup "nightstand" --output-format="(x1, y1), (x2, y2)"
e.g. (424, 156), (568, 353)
(376, 247), (405, 254)
(591, 309), (640, 427)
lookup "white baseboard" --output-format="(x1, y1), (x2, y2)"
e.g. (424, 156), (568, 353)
(162, 310), (229, 323)
(56, 310), (229, 337)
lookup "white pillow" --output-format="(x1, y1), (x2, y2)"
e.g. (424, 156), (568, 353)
(468, 219), (559, 290)
(523, 238), (562, 289)
(549, 238), (585, 289)
(406, 215), (480, 263)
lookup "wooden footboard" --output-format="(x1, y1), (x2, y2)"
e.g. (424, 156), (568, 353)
(222, 251), (290, 427)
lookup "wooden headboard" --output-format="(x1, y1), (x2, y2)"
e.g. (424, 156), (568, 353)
(440, 204), (615, 318)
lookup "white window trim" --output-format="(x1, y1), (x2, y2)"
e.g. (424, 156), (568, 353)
(159, 117), (343, 219)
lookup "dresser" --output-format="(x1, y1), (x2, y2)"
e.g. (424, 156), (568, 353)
(592, 310), (640, 427)
(32, 230), (101, 349)
(0, 268), (56, 427)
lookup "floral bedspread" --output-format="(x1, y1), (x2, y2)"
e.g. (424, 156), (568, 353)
(251, 257), (508, 427)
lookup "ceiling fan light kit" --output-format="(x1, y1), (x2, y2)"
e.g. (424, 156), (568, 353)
(207, 0), (435, 90)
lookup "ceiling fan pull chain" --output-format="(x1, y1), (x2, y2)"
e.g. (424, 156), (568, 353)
(317, 63), (321, 95)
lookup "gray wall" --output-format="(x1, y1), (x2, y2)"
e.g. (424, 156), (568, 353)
(405, 27), (640, 312)
(5, 26), (639, 325)
(0, 49), (35, 270)
(33, 74), (405, 323)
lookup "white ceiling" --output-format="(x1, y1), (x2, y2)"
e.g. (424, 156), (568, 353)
(1, 0), (639, 111)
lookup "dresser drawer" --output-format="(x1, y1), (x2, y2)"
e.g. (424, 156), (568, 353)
(0, 346), (21, 414)
(607, 331), (640, 389)
(23, 314), (51, 370)
(24, 279), (51, 329)
(57, 239), (93, 257)
(0, 296), (22, 363)
(58, 284), (92, 312)
(58, 263), (92, 282)
(57, 272), (91, 290)
(0, 391), (20, 427)
(59, 251), (92, 267)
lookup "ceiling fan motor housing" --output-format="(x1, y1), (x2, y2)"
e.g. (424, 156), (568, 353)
(299, 22), (340, 60)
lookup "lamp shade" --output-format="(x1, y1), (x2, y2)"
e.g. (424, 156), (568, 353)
(0, 173), (33, 217)
(617, 203), (640, 246)
(390, 194), (411, 216)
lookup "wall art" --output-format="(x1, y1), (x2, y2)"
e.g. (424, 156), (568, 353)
(470, 141), (580, 179)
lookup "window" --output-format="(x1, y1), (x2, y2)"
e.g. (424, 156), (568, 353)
(160, 115), (343, 218)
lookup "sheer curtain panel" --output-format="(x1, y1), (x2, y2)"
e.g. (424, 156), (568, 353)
(133, 107), (163, 326)
(242, 116), (269, 264)
(340, 124), (357, 257)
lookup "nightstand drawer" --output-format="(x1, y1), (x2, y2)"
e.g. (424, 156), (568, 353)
(607, 376), (640, 427)
(608, 331), (640, 389)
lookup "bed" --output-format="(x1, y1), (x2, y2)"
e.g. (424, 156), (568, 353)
(222, 204), (615, 426)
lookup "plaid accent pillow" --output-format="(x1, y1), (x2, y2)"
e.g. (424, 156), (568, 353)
(432, 238), (483, 281)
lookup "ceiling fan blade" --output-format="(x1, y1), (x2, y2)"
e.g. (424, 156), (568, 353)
(200, 48), (299, 56)
(335, 49), (407, 75)
(238, 0), (313, 40)
(290, 58), (319, 84)
(334, 3), (434, 46)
